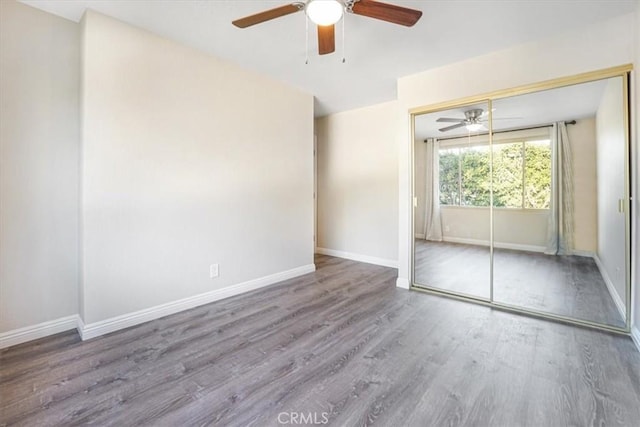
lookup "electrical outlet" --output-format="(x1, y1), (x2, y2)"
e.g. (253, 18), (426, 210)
(210, 264), (219, 278)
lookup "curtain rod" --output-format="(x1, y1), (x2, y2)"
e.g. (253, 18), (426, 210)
(424, 120), (577, 142)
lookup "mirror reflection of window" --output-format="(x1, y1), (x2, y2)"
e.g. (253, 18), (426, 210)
(414, 102), (491, 300)
(413, 73), (630, 331)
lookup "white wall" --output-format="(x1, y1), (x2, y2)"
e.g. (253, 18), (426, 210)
(315, 102), (399, 266)
(80, 11), (314, 324)
(397, 12), (635, 288)
(0, 1), (79, 333)
(596, 78), (628, 311)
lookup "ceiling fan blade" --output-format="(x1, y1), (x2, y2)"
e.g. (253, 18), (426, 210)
(436, 118), (464, 123)
(351, 0), (423, 27)
(439, 123), (467, 133)
(318, 24), (335, 55)
(232, 3), (302, 28)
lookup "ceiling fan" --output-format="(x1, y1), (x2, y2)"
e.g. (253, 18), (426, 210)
(232, 0), (423, 55)
(437, 109), (487, 133)
(437, 109), (521, 133)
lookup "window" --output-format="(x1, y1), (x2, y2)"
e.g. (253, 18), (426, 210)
(439, 139), (551, 209)
(439, 148), (460, 205)
(461, 145), (491, 207)
(492, 142), (524, 208)
(523, 140), (552, 209)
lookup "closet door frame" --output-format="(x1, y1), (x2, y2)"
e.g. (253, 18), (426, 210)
(409, 64), (633, 335)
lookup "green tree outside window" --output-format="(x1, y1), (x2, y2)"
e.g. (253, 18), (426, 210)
(438, 139), (551, 209)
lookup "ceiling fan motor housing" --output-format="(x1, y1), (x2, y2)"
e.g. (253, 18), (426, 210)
(464, 109), (484, 123)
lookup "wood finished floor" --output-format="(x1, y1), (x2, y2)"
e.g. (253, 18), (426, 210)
(414, 240), (625, 328)
(2, 255), (640, 426)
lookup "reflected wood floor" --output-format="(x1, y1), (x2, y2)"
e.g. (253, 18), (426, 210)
(415, 240), (625, 327)
(2, 255), (640, 426)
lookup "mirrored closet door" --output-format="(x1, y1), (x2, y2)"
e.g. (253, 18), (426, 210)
(491, 76), (629, 329)
(413, 101), (491, 301)
(412, 68), (631, 332)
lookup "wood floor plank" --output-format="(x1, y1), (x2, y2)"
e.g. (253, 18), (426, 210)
(1, 255), (639, 426)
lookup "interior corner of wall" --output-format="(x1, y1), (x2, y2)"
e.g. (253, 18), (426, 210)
(79, 8), (90, 27)
(76, 314), (86, 339)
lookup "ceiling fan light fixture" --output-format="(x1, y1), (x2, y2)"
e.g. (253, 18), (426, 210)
(466, 123), (484, 132)
(306, 0), (344, 26)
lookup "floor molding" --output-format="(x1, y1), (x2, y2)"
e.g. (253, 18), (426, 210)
(571, 250), (596, 258)
(631, 326), (640, 353)
(77, 264), (316, 341)
(442, 236), (546, 253)
(415, 233), (425, 239)
(593, 254), (626, 320)
(315, 247), (398, 268)
(0, 315), (80, 350)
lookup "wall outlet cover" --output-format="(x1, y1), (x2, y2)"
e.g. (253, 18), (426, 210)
(210, 264), (219, 278)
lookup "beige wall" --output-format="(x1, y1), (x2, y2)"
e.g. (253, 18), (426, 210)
(0, 1), (79, 333)
(438, 208), (548, 250)
(80, 11), (314, 324)
(568, 117), (598, 253)
(315, 102), (399, 265)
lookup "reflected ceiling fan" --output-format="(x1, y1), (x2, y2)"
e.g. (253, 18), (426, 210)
(437, 109), (486, 133)
(437, 109), (521, 133)
(232, 0), (423, 55)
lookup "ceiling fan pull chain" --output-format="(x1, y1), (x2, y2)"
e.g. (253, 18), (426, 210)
(341, 12), (346, 63)
(305, 14), (309, 65)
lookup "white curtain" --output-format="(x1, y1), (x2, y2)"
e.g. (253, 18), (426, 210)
(423, 138), (443, 241)
(545, 122), (574, 255)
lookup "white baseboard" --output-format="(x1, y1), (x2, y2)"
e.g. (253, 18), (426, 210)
(570, 250), (596, 258)
(396, 277), (410, 289)
(77, 264), (316, 341)
(442, 236), (546, 253)
(315, 247), (398, 268)
(0, 315), (79, 350)
(415, 233), (425, 239)
(593, 254), (626, 320)
(631, 326), (640, 353)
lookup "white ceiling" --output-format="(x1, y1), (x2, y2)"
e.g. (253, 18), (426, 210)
(415, 77), (611, 140)
(21, 0), (635, 117)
